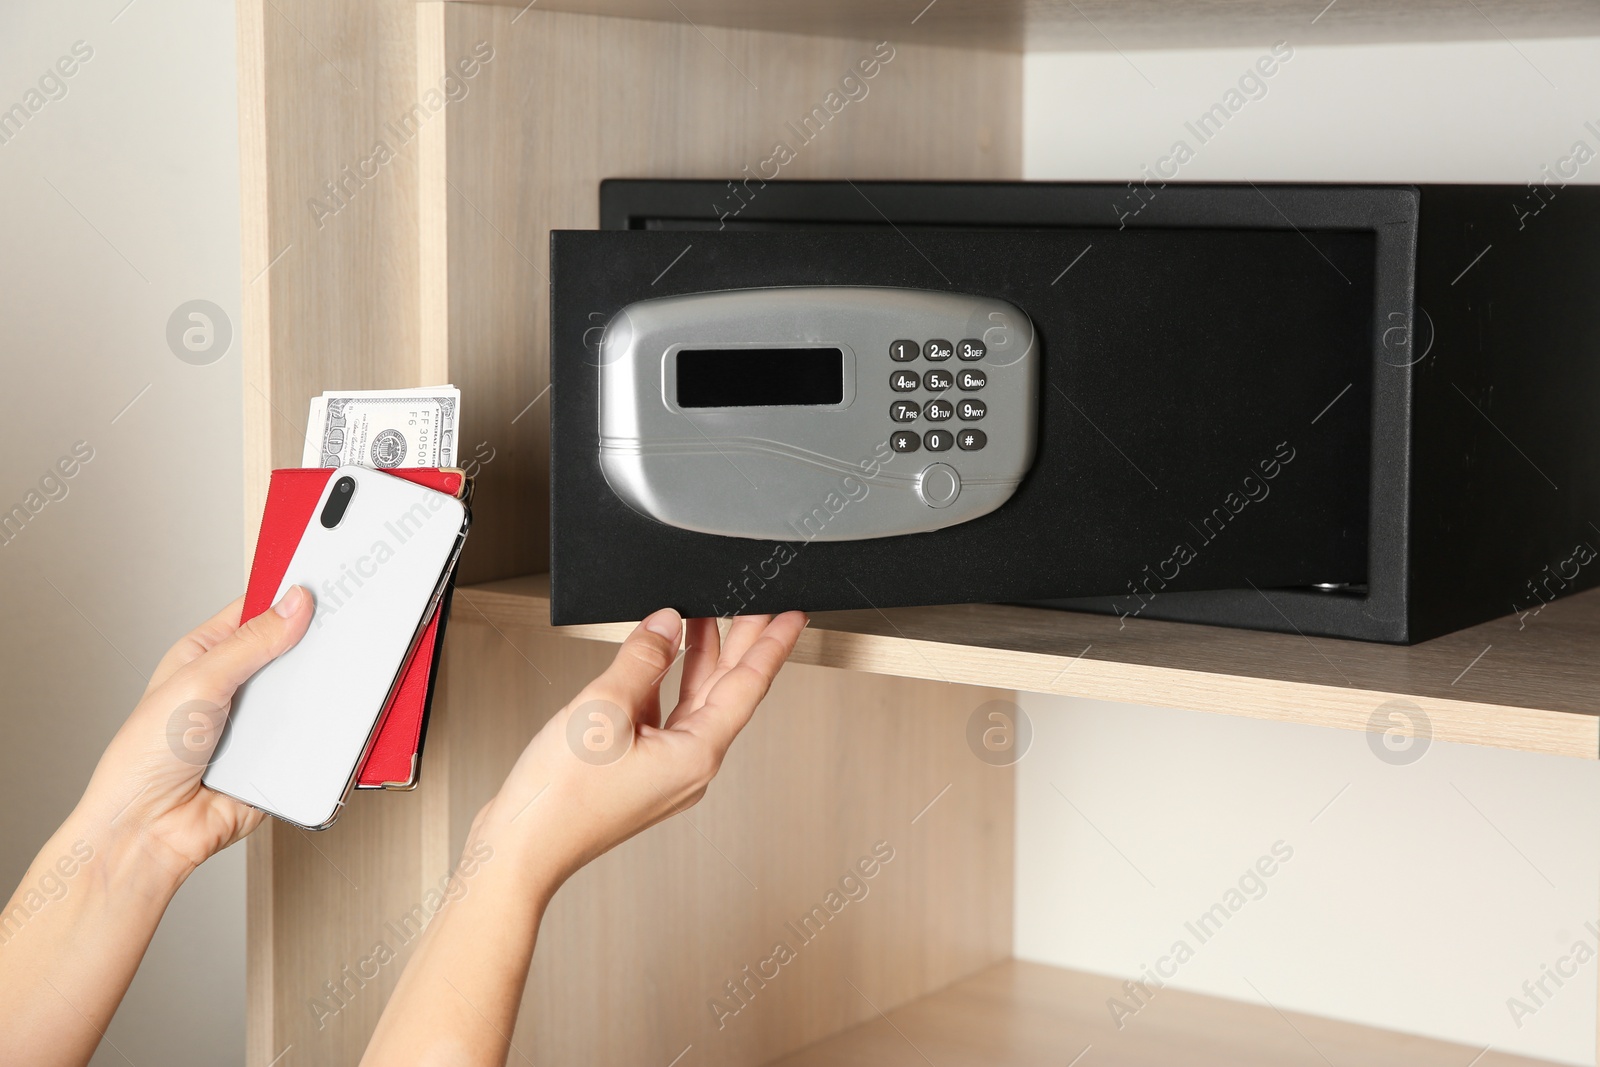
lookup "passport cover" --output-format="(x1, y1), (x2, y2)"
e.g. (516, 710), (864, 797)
(242, 466), (467, 789)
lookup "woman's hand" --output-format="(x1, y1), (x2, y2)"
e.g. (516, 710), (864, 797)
(480, 608), (808, 884)
(0, 587), (313, 1067)
(362, 608), (807, 1067)
(76, 586), (314, 878)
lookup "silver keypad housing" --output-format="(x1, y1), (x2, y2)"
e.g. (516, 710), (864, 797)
(598, 286), (1038, 541)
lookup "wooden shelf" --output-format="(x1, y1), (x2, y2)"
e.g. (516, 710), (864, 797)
(762, 959), (1561, 1066)
(449, 0), (1600, 53)
(458, 574), (1600, 760)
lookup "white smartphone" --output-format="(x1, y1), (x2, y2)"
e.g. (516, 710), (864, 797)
(203, 466), (469, 829)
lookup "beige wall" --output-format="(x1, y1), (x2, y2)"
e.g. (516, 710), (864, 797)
(1019, 36), (1600, 1067)
(0, 1), (245, 1064)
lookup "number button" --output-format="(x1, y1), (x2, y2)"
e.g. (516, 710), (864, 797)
(925, 339), (954, 361)
(890, 340), (920, 362)
(890, 370), (919, 392)
(958, 339), (986, 361)
(958, 398), (987, 421)
(890, 400), (920, 423)
(958, 429), (987, 451)
(924, 399), (953, 422)
(958, 368), (986, 391)
(924, 368), (954, 392)
(890, 430), (921, 453)
(924, 429), (953, 452)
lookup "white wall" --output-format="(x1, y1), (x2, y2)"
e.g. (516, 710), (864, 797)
(0, 1), (244, 1064)
(1020, 37), (1600, 1065)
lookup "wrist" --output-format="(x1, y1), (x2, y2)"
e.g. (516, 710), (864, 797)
(471, 793), (576, 903)
(62, 801), (194, 903)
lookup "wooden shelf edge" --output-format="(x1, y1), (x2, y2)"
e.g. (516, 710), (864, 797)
(757, 958), (1564, 1067)
(437, 0), (1600, 54)
(455, 575), (1600, 761)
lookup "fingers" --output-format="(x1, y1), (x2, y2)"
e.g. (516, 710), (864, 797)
(666, 613), (770, 724)
(678, 617), (721, 698)
(146, 595), (246, 693)
(580, 608), (683, 730)
(676, 611), (807, 751)
(717, 614), (773, 670)
(163, 586), (314, 708)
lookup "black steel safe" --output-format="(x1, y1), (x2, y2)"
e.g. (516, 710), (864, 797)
(547, 180), (1600, 643)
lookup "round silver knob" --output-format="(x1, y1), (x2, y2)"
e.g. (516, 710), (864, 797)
(916, 463), (961, 509)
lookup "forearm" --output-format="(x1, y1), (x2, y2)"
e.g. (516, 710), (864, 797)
(0, 804), (189, 1067)
(362, 800), (566, 1067)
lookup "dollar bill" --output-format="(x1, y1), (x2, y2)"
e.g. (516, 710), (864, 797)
(302, 387), (460, 469)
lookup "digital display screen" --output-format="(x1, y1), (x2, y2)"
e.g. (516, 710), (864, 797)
(675, 348), (844, 408)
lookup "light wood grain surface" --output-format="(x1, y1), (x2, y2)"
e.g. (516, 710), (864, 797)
(766, 958), (1565, 1067)
(240, 6), (1600, 1066)
(426, 619), (1015, 1066)
(446, 0), (1600, 52)
(240, 0), (427, 527)
(238, 0), (436, 1061)
(421, 3), (1021, 583)
(459, 574), (1600, 760)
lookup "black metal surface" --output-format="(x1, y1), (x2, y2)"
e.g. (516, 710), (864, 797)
(584, 180), (1425, 640)
(550, 223), (1375, 626)
(578, 180), (1600, 642)
(1407, 183), (1600, 641)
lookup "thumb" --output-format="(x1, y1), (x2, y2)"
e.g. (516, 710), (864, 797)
(580, 608), (682, 726)
(168, 585), (315, 707)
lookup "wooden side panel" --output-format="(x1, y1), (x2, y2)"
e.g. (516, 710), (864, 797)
(423, 4), (1023, 582)
(433, 620), (1016, 1067)
(240, 0), (426, 509)
(237, 0), (430, 1062)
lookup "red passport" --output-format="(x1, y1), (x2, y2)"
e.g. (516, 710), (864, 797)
(241, 467), (468, 789)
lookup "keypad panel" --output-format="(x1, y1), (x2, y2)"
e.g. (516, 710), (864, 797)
(886, 337), (1002, 498)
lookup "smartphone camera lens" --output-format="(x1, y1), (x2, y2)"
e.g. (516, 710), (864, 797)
(320, 476), (356, 528)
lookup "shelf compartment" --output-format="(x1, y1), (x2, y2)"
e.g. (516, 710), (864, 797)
(763, 959), (1562, 1066)
(459, 574), (1600, 760)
